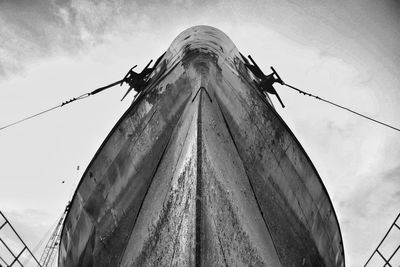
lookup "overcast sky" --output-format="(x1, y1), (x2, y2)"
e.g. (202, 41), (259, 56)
(0, 0), (399, 266)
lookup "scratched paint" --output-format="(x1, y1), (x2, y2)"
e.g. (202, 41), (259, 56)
(59, 26), (344, 267)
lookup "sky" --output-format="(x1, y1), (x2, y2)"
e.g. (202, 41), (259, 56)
(0, 0), (400, 266)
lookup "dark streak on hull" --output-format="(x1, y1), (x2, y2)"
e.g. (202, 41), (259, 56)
(195, 89), (203, 267)
(59, 25), (345, 267)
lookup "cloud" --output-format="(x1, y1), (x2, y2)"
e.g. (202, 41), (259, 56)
(1, 0), (399, 81)
(0, 0), (130, 79)
(334, 135), (400, 266)
(1, 1), (400, 266)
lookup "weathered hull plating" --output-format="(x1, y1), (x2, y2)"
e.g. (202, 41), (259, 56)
(59, 26), (345, 266)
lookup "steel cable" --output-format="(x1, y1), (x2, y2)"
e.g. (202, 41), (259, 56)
(283, 83), (400, 133)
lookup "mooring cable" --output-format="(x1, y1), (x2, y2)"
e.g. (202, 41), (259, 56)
(0, 79), (123, 132)
(282, 83), (400, 133)
(1, 74), (399, 133)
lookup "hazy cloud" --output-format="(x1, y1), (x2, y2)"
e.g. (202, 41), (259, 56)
(1, 1), (399, 266)
(0, 0), (131, 78)
(2, 0), (399, 80)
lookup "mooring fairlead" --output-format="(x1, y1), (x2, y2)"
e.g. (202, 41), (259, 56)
(243, 54), (285, 108)
(120, 52), (166, 101)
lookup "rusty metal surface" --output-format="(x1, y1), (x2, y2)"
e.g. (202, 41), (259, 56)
(59, 25), (345, 266)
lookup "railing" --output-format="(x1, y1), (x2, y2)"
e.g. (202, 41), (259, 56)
(0, 211), (41, 267)
(364, 213), (400, 267)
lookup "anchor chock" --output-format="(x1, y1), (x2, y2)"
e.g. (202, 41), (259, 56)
(120, 52), (166, 101)
(244, 55), (285, 108)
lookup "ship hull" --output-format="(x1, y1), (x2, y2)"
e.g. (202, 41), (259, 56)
(59, 26), (344, 266)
